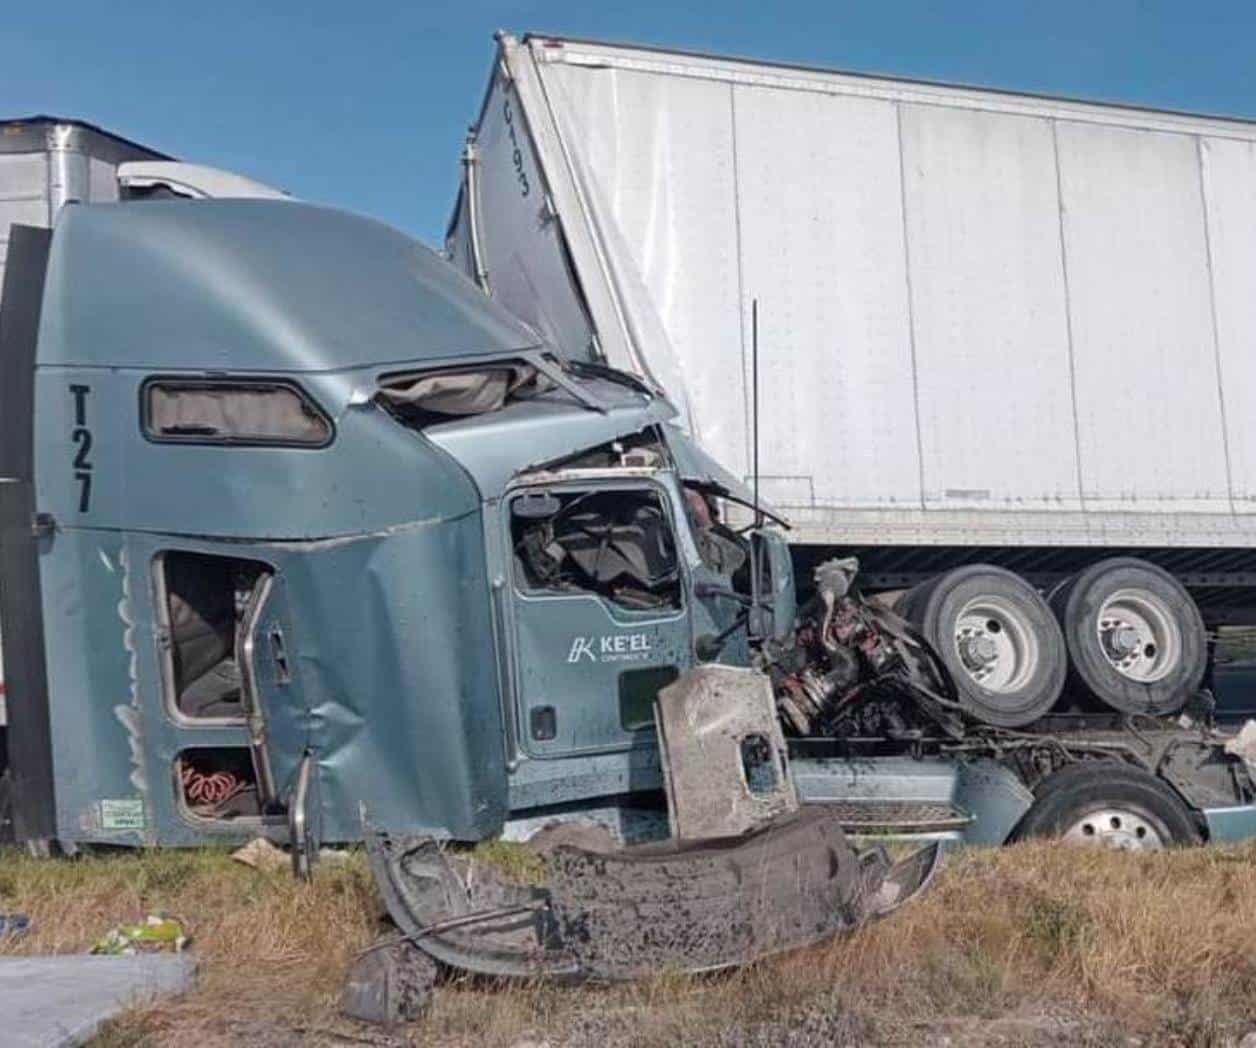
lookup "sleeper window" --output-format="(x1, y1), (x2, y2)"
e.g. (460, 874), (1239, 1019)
(144, 380), (331, 446)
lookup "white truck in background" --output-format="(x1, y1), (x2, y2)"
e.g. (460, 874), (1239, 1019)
(0, 116), (287, 293)
(446, 32), (1256, 730)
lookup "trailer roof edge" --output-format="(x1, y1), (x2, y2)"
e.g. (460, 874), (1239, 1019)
(519, 31), (1256, 132)
(0, 115), (173, 160)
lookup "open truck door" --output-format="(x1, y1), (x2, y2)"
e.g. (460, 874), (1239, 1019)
(235, 568), (319, 876)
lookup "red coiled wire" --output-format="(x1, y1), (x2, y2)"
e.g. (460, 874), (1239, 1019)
(180, 762), (245, 809)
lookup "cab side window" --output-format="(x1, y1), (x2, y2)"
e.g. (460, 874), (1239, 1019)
(142, 379), (332, 447)
(511, 488), (682, 611)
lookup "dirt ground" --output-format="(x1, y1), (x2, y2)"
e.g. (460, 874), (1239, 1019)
(1, 837), (1255, 1047)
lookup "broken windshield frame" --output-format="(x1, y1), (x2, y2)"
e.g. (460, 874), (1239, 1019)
(564, 358), (659, 399)
(686, 482), (791, 531)
(522, 351), (610, 414)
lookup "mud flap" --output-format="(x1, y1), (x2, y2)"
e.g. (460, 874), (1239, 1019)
(363, 807), (940, 984)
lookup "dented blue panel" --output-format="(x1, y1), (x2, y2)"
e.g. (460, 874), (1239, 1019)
(425, 381), (676, 498)
(41, 530), (149, 844)
(272, 518), (507, 841)
(46, 512), (506, 846)
(1202, 804), (1256, 843)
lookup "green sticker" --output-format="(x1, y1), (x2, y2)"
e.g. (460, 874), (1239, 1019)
(101, 798), (145, 831)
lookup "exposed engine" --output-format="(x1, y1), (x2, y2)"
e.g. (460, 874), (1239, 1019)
(770, 558), (965, 740)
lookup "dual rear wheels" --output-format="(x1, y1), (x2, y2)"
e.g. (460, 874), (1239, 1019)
(901, 558), (1206, 727)
(1049, 558), (1206, 715)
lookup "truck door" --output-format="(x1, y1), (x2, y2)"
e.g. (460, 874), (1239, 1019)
(506, 480), (692, 757)
(237, 565), (319, 870)
(236, 569), (310, 811)
(154, 548), (314, 852)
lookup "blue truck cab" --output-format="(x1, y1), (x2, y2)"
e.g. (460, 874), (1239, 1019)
(0, 198), (787, 849)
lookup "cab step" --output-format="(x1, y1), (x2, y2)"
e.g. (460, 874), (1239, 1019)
(822, 801), (973, 833)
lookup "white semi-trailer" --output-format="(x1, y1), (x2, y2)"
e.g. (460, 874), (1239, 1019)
(447, 32), (1256, 724)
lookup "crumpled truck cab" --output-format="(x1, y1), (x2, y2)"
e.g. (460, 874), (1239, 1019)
(0, 197), (789, 851)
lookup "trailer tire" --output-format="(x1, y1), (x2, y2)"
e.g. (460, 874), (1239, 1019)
(902, 565), (1065, 728)
(1012, 761), (1201, 848)
(1049, 558), (1205, 715)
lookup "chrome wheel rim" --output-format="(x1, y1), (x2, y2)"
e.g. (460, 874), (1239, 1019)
(1060, 807), (1167, 851)
(1096, 588), (1181, 684)
(953, 596), (1040, 693)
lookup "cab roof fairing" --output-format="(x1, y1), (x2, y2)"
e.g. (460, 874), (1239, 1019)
(37, 199), (543, 374)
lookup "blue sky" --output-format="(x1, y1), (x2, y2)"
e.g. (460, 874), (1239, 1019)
(5, 2), (1254, 247)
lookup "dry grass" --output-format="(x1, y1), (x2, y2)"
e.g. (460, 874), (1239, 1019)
(2, 839), (1256, 1046)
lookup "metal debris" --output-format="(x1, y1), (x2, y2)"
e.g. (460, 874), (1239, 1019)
(544, 808), (931, 979)
(363, 809), (940, 989)
(1224, 720), (1256, 782)
(341, 939), (437, 1025)
(654, 665), (798, 841)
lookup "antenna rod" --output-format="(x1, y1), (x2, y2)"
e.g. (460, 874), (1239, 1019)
(752, 298), (762, 527)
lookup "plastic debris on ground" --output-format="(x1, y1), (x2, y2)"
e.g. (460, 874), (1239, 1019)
(91, 915), (188, 956)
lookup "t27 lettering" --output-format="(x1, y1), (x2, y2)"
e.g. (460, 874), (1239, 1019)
(70, 384), (93, 512)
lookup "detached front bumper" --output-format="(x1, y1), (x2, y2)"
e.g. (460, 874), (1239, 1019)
(363, 807), (940, 983)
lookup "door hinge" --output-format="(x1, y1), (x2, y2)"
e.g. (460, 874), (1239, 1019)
(32, 512), (55, 537)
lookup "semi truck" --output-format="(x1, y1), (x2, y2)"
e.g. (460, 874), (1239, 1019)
(450, 34), (1256, 601)
(0, 83), (1253, 863)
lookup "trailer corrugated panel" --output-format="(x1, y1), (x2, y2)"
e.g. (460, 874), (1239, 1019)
(450, 35), (1256, 550)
